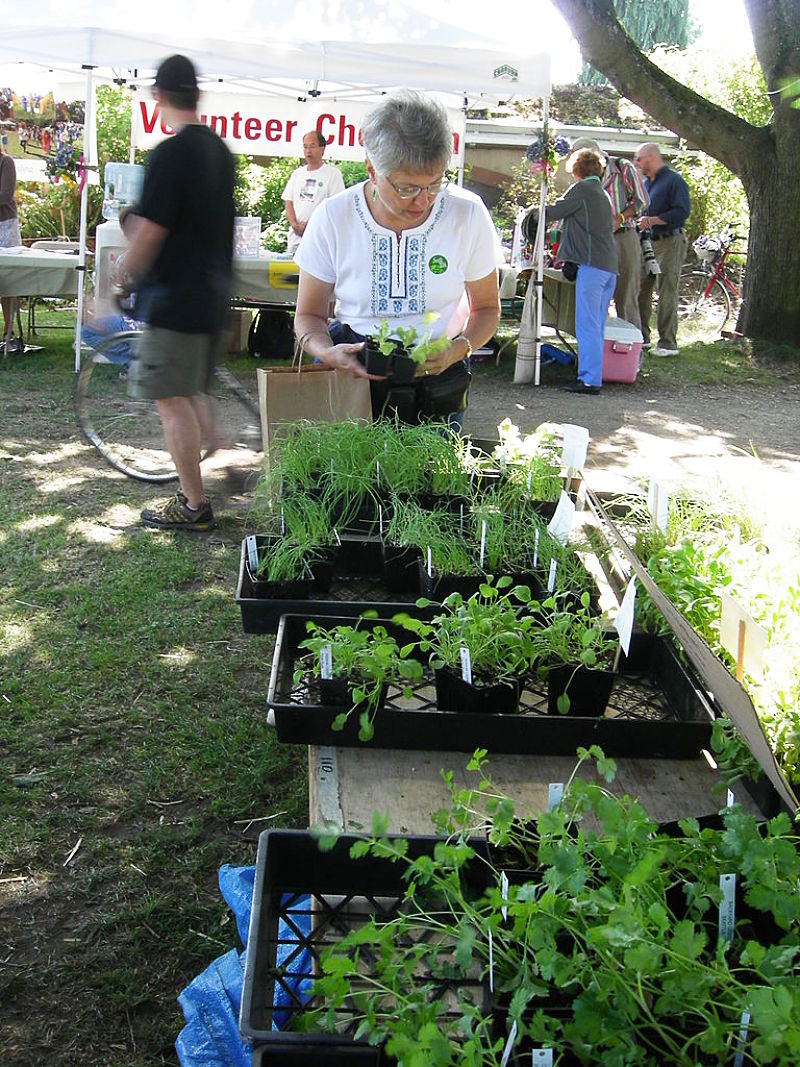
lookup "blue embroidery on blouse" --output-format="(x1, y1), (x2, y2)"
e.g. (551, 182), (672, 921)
(354, 187), (447, 319)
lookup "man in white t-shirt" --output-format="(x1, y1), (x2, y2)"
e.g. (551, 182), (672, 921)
(282, 131), (345, 256)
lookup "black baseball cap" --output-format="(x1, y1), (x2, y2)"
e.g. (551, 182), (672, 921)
(154, 54), (198, 92)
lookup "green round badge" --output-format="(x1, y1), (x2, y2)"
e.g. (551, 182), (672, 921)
(428, 254), (448, 275)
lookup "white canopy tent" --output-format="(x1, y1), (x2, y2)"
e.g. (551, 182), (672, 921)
(0, 22), (551, 378)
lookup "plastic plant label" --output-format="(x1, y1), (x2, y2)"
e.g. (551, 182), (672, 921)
(561, 424), (589, 470)
(245, 535), (259, 574)
(532, 1053), (553, 1066)
(647, 479), (669, 533)
(426, 545), (433, 578)
(500, 870), (509, 922)
(727, 789), (735, 808)
(488, 927), (494, 993)
(479, 519), (487, 569)
(719, 873), (736, 943)
(547, 558), (558, 594)
(460, 647), (473, 685)
(527, 468), (533, 496)
(499, 1020), (517, 1067)
(614, 577), (637, 656)
(719, 590), (767, 680)
(319, 644), (333, 681)
(547, 782), (564, 811)
(376, 458), (380, 485)
(280, 506), (285, 536)
(734, 1011), (751, 1067)
(547, 490), (575, 545)
(378, 504), (383, 538)
(533, 528), (540, 568)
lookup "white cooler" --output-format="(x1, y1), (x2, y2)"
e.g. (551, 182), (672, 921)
(602, 317), (643, 383)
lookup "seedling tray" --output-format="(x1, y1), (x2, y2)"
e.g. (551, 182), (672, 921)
(240, 829), (489, 1057)
(267, 614), (716, 758)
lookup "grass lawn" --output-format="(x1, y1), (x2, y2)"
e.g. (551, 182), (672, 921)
(1, 310), (798, 1065)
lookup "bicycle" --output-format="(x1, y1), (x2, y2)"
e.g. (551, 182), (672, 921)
(75, 329), (262, 483)
(677, 225), (746, 336)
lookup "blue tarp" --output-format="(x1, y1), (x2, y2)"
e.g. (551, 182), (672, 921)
(176, 864), (313, 1066)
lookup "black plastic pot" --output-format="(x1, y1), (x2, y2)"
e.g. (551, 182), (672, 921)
(359, 337), (418, 382)
(418, 559), (485, 600)
(246, 536), (316, 600)
(319, 676), (388, 716)
(546, 663), (614, 716)
(434, 667), (521, 714)
(381, 542), (423, 593)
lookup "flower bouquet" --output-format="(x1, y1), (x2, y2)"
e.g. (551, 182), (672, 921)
(525, 132), (571, 178)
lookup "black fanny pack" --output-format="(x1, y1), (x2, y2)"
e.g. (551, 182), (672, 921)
(562, 261), (578, 282)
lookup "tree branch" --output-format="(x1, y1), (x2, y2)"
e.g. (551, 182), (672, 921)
(744, 0), (800, 88)
(550, 0), (771, 175)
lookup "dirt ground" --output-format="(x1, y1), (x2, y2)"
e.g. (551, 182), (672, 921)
(459, 356), (800, 554)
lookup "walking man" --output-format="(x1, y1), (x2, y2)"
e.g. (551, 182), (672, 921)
(635, 142), (691, 356)
(282, 130), (344, 257)
(120, 54), (235, 531)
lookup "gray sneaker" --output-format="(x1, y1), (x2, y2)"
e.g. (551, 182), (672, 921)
(651, 346), (679, 357)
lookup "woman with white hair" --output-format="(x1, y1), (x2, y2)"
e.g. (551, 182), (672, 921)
(293, 90), (504, 426)
(523, 147), (618, 395)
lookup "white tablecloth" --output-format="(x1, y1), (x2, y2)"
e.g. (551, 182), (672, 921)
(0, 247), (83, 298)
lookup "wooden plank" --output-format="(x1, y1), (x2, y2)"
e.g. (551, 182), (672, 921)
(308, 747), (759, 835)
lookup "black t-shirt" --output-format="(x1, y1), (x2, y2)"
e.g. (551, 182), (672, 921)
(137, 123), (234, 333)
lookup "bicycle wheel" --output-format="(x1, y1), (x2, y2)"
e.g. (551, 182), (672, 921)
(76, 331), (179, 483)
(678, 272), (731, 336)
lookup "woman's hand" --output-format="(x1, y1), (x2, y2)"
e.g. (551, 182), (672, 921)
(318, 341), (382, 380)
(421, 340), (462, 377)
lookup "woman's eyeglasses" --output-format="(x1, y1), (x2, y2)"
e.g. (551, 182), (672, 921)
(384, 176), (449, 199)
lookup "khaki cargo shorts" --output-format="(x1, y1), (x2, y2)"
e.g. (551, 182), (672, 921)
(127, 325), (227, 400)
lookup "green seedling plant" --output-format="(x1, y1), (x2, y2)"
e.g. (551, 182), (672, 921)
(397, 578), (540, 687)
(372, 312), (452, 365)
(293, 617), (423, 742)
(254, 537), (317, 583)
(301, 747), (800, 1065)
(533, 591), (618, 713)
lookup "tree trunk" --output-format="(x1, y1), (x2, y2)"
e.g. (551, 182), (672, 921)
(738, 134), (800, 345)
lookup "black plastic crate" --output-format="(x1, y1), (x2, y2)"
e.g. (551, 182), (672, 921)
(267, 614), (716, 758)
(240, 830), (489, 1058)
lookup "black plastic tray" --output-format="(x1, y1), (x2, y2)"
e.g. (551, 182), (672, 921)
(267, 615), (716, 758)
(240, 829), (489, 1055)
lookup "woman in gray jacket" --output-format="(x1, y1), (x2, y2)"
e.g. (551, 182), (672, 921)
(524, 148), (618, 394)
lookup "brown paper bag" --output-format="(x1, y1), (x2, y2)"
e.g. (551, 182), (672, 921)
(257, 361), (371, 463)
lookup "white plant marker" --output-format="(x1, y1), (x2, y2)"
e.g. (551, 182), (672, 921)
(719, 873), (736, 943)
(376, 458), (380, 486)
(532, 1052), (553, 1066)
(647, 479), (669, 533)
(479, 519), (487, 569)
(488, 927), (494, 992)
(547, 783), (564, 810)
(378, 504), (383, 538)
(547, 559), (557, 594)
(614, 578), (637, 657)
(561, 424), (589, 470)
(280, 506), (285, 536)
(319, 644), (333, 681)
(533, 528), (540, 568)
(547, 490), (575, 545)
(426, 546), (433, 578)
(460, 647), (473, 684)
(245, 535), (259, 574)
(499, 1020), (517, 1067)
(500, 870), (509, 922)
(719, 590), (767, 683)
(527, 468), (533, 496)
(734, 1011), (751, 1067)
(727, 788), (736, 808)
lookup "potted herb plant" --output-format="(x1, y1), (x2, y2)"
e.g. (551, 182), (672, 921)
(533, 591), (618, 715)
(361, 314), (452, 382)
(292, 616), (423, 742)
(398, 578), (539, 714)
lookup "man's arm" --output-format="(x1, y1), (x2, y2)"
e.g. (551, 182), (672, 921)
(284, 198), (306, 237)
(118, 216), (168, 283)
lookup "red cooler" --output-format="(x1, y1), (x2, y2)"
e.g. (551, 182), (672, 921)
(602, 318), (643, 383)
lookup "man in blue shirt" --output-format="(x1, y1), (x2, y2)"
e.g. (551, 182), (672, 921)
(635, 143), (691, 356)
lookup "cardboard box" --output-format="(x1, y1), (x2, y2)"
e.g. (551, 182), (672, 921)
(602, 317), (642, 383)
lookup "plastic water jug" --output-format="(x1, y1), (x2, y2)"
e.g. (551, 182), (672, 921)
(102, 163), (143, 220)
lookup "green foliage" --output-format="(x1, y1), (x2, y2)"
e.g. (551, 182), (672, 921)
(95, 85), (144, 187)
(580, 0), (692, 86)
(302, 752), (800, 1064)
(293, 618), (422, 741)
(17, 181), (103, 240)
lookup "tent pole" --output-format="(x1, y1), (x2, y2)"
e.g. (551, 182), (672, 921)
(74, 64), (95, 373)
